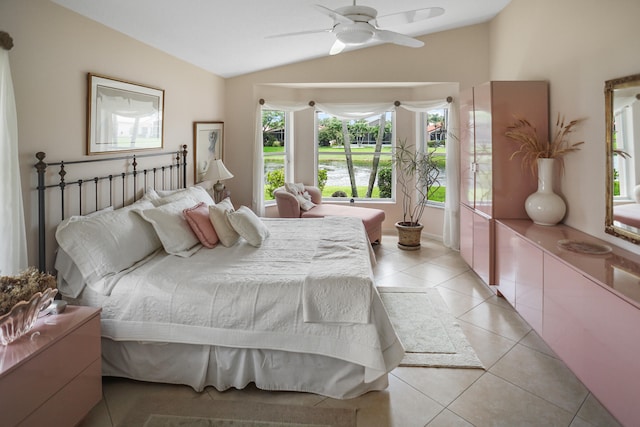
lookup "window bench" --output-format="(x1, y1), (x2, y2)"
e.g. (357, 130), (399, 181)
(274, 186), (385, 244)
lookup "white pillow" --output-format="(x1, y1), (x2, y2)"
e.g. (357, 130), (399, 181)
(226, 206), (270, 247)
(55, 199), (161, 294)
(208, 198), (240, 247)
(136, 198), (202, 257)
(148, 186), (215, 207)
(284, 182), (316, 211)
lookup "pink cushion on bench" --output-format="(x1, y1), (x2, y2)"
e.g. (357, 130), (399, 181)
(273, 186), (385, 243)
(301, 204), (385, 243)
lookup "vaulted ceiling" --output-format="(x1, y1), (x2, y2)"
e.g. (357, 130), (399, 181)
(52, 0), (511, 78)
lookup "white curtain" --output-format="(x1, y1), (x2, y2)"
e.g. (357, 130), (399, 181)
(0, 47), (27, 274)
(313, 102), (395, 120)
(398, 98), (460, 249)
(253, 100), (310, 216)
(443, 100), (460, 250)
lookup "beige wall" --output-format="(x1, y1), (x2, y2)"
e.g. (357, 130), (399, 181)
(490, 0), (640, 253)
(224, 24), (491, 238)
(0, 0), (225, 268)
(5, 0), (637, 266)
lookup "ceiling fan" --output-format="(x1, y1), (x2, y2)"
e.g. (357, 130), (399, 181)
(267, 1), (445, 55)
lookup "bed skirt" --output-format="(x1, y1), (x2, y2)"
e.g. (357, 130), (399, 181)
(101, 338), (390, 399)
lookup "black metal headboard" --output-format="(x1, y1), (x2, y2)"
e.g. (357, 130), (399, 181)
(35, 145), (188, 272)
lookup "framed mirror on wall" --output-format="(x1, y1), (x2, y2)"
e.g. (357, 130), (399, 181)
(605, 73), (640, 244)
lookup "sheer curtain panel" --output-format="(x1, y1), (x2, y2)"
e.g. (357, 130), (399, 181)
(253, 100), (310, 216)
(0, 42), (28, 274)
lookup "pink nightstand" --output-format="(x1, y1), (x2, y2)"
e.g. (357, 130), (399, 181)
(0, 306), (102, 427)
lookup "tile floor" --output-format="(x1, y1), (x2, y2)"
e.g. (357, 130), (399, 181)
(79, 233), (622, 427)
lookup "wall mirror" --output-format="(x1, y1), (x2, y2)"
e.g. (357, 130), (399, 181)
(605, 73), (640, 244)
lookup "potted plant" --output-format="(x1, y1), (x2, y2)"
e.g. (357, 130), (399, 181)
(393, 139), (441, 250)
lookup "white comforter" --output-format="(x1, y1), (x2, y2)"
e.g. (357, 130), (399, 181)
(98, 217), (404, 382)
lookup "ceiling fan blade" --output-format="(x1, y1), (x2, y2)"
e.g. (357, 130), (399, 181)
(313, 4), (353, 24)
(374, 30), (424, 48)
(329, 39), (346, 55)
(265, 28), (332, 39)
(374, 7), (444, 28)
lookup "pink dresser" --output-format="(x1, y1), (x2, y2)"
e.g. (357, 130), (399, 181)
(496, 219), (640, 427)
(460, 81), (548, 285)
(0, 306), (101, 427)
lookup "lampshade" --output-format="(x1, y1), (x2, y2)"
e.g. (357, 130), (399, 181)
(203, 159), (233, 183)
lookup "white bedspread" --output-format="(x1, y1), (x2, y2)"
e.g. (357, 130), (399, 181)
(303, 216), (373, 324)
(98, 217), (404, 382)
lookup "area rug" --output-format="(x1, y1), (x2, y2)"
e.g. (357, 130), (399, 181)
(118, 396), (356, 427)
(378, 287), (484, 369)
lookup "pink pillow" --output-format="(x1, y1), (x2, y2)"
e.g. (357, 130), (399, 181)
(183, 202), (219, 248)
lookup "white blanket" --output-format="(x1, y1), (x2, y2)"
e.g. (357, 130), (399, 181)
(302, 216), (373, 324)
(97, 217), (403, 382)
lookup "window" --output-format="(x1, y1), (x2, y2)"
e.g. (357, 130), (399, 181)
(613, 108), (633, 199)
(315, 110), (394, 200)
(262, 110), (290, 202)
(419, 109), (448, 206)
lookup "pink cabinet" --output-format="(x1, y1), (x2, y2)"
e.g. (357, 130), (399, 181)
(496, 219), (640, 426)
(0, 306), (102, 427)
(516, 242), (543, 333)
(459, 81), (548, 285)
(495, 222), (543, 332)
(460, 203), (474, 267)
(461, 203), (493, 286)
(544, 254), (640, 427)
(495, 222), (517, 305)
(472, 210), (492, 286)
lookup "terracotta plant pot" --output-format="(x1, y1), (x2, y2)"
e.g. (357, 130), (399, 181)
(395, 221), (423, 251)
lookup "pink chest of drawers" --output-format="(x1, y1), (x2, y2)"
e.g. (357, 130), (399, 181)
(496, 220), (640, 427)
(0, 306), (101, 427)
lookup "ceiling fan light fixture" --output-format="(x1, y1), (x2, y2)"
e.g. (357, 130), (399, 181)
(335, 23), (375, 45)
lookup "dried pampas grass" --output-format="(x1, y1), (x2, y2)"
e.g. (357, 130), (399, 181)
(506, 114), (584, 175)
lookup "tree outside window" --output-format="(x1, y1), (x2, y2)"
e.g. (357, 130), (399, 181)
(262, 110), (287, 200)
(316, 111), (394, 200)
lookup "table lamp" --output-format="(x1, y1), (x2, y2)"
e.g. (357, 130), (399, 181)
(203, 159), (234, 203)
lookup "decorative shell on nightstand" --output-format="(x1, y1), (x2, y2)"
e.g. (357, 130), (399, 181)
(0, 288), (57, 345)
(0, 268), (58, 345)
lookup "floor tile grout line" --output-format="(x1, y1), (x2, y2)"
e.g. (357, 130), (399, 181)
(514, 330), (562, 361)
(483, 368), (581, 420)
(388, 370), (447, 411)
(568, 393), (593, 427)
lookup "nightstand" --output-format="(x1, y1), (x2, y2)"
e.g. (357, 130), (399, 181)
(0, 306), (102, 427)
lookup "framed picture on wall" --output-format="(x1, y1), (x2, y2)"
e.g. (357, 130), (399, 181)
(193, 121), (224, 182)
(87, 73), (164, 155)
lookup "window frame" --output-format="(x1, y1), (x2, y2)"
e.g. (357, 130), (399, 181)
(418, 109), (447, 208)
(314, 110), (396, 202)
(262, 109), (292, 206)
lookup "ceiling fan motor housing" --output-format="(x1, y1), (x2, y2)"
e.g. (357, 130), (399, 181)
(335, 22), (375, 44)
(333, 5), (377, 45)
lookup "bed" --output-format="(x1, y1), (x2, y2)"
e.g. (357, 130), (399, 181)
(35, 148), (404, 399)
